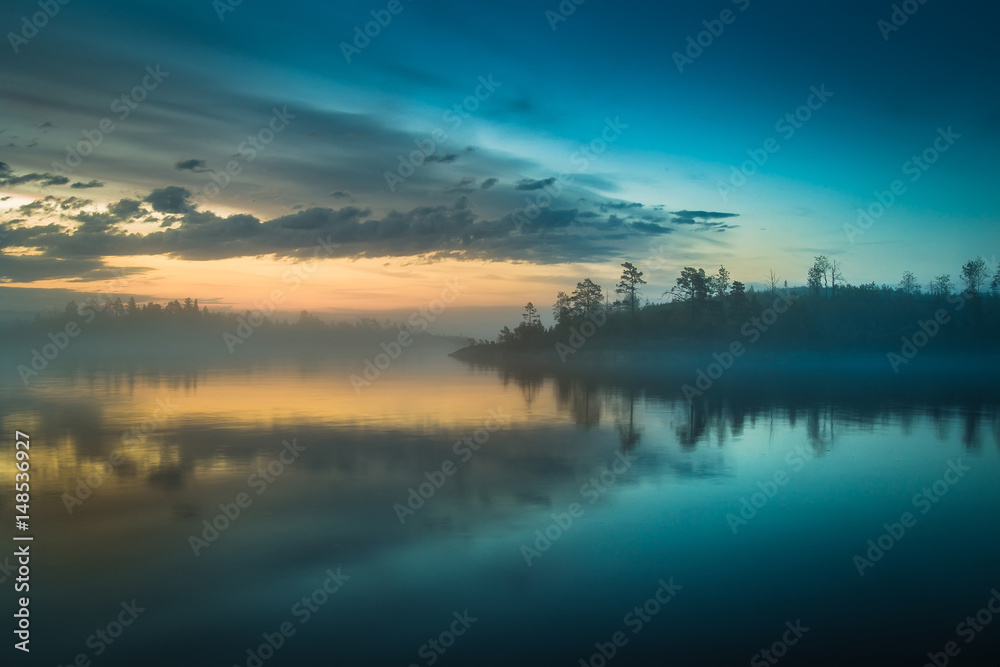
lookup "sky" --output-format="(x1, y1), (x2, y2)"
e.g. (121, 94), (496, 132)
(1, 0), (998, 336)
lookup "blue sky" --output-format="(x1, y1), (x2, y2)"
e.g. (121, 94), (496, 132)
(1, 0), (998, 325)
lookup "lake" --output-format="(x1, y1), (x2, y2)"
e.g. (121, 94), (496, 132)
(3, 349), (999, 666)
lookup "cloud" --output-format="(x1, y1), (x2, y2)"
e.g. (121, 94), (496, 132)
(0, 164), (70, 187)
(423, 153), (458, 164)
(670, 210), (741, 224)
(174, 159), (210, 173)
(0, 255), (109, 282)
(59, 197), (92, 210)
(630, 221), (672, 235)
(0, 254), (151, 283)
(329, 191), (351, 199)
(515, 177), (557, 191)
(145, 186), (193, 214)
(599, 200), (644, 212)
(108, 198), (145, 220)
(0, 184), (702, 271)
(445, 176), (476, 193)
(71, 180), (104, 189)
(480, 178), (498, 189)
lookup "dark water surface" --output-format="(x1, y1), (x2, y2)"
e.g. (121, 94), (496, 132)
(2, 353), (999, 666)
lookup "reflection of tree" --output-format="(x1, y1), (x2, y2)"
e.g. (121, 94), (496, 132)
(805, 405), (835, 452)
(961, 405), (981, 450)
(729, 405), (746, 439)
(613, 390), (642, 452)
(494, 365), (546, 408)
(676, 402), (709, 449)
(566, 381), (601, 429)
(488, 361), (1000, 452)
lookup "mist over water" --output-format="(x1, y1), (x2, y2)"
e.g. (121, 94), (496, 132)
(3, 353), (998, 666)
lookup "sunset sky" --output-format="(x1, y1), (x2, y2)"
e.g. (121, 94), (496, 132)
(1, 0), (998, 336)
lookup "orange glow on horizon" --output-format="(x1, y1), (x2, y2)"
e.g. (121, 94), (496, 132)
(3, 254), (628, 315)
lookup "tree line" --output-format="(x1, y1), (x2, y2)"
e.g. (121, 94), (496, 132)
(486, 255), (1000, 349)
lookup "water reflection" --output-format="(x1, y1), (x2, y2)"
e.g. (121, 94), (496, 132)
(2, 358), (1000, 666)
(3, 359), (1000, 498)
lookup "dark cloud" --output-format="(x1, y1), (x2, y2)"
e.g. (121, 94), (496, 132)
(515, 177), (556, 191)
(630, 221), (672, 235)
(175, 159), (210, 173)
(0, 166), (70, 187)
(671, 210), (741, 224)
(423, 153), (458, 164)
(59, 197), (92, 210)
(600, 201), (644, 211)
(17, 199), (51, 216)
(108, 199), (145, 220)
(145, 186), (193, 214)
(0, 255), (110, 282)
(329, 191), (351, 199)
(71, 180), (104, 189)
(0, 186), (680, 268)
(0, 254), (150, 283)
(480, 178), (498, 189)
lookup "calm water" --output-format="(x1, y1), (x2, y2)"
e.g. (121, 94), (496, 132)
(2, 352), (999, 666)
